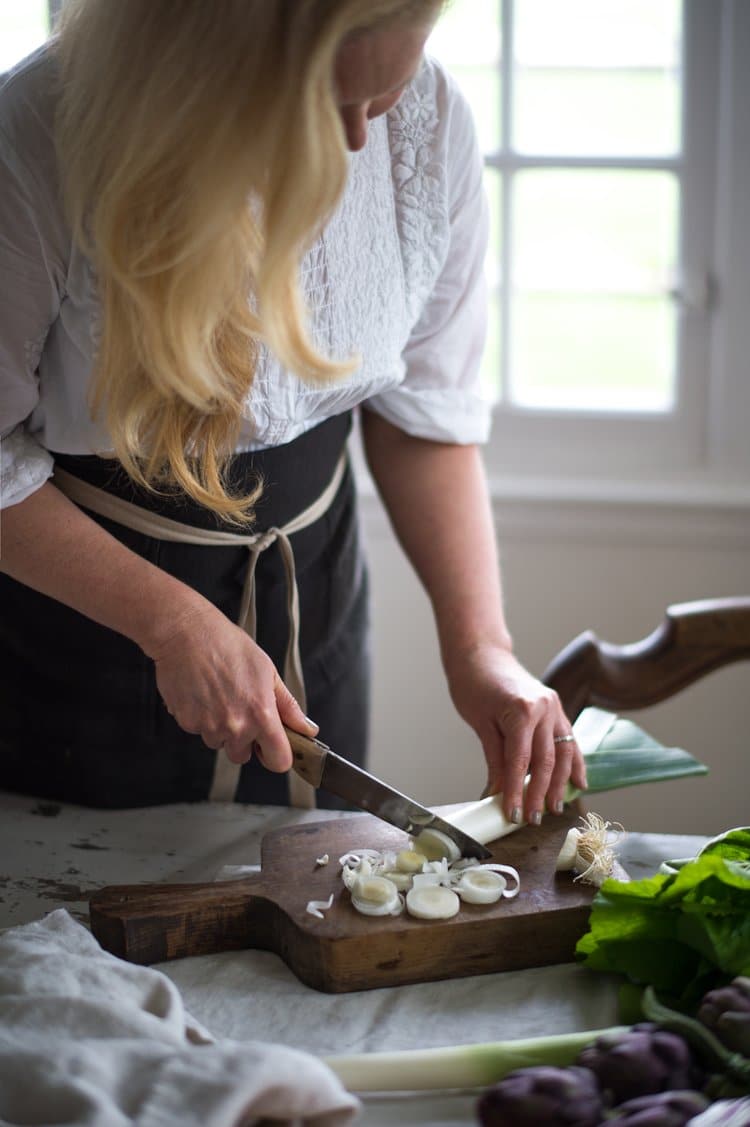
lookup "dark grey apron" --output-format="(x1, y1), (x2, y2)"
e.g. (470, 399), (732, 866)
(0, 413), (370, 808)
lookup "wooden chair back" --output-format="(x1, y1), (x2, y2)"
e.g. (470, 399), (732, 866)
(542, 596), (750, 722)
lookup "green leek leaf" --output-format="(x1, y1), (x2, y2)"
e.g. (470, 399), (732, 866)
(570, 708), (709, 797)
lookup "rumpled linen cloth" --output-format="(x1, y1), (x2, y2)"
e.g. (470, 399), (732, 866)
(0, 909), (359, 1126)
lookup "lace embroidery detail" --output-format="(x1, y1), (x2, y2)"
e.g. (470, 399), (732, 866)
(24, 329), (47, 377)
(84, 257), (103, 357)
(244, 113), (412, 431)
(387, 59), (450, 325)
(242, 60), (450, 433)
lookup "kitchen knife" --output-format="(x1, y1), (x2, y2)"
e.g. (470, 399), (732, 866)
(284, 726), (492, 861)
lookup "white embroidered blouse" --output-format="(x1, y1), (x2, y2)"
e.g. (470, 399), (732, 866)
(0, 46), (491, 509)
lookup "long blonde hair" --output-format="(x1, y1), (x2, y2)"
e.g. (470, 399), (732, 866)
(54, 0), (441, 522)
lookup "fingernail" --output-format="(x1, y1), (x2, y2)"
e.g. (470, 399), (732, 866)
(511, 806), (523, 824)
(530, 810), (542, 826)
(304, 715), (319, 732)
(554, 799), (565, 814)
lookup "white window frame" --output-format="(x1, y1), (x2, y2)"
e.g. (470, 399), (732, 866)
(469, 0), (750, 502)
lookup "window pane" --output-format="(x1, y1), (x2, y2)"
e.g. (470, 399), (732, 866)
(512, 169), (678, 410)
(0, 0), (49, 72)
(515, 170), (678, 290)
(514, 0), (682, 155)
(513, 295), (676, 410)
(516, 0), (681, 68)
(427, 0), (501, 153)
(515, 70), (680, 156)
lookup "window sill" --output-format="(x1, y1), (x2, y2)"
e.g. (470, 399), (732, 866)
(484, 470), (750, 510)
(356, 466), (750, 549)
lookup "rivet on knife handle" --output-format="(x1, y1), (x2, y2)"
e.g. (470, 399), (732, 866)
(284, 725), (328, 788)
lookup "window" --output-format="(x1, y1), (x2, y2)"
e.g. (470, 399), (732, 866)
(0, 0), (50, 72)
(428, 1), (748, 491)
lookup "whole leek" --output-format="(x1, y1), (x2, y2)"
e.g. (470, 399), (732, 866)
(444, 707), (708, 847)
(325, 1027), (627, 1092)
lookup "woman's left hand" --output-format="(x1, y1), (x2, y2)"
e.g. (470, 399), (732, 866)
(359, 417), (586, 825)
(445, 643), (588, 825)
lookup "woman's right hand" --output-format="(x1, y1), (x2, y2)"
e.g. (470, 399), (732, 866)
(146, 596), (317, 770)
(1, 484), (314, 771)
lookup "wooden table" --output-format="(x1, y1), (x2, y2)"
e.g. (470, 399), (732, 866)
(0, 789), (709, 1126)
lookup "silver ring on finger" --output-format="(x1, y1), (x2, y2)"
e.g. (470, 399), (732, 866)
(553, 733), (576, 744)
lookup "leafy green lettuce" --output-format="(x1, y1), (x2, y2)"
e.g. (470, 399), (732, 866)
(575, 828), (750, 1005)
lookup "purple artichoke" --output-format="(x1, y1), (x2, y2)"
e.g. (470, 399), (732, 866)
(698, 978), (750, 1058)
(575, 1023), (703, 1106)
(605, 1089), (710, 1126)
(688, 1097), (750, 1126)
(475, 1064), (603, 1127)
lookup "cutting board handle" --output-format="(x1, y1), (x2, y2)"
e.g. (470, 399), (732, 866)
(89, 876), (274, 965)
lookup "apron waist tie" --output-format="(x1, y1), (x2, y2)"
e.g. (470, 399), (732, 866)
(52, 452), (349, 809)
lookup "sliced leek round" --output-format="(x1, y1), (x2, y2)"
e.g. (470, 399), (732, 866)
(410, 871), (442, 889)
(341, 857), (372, 891)
(353, 875), (397, 904)
(351, 874), (401, 916)
(395, 849), (428, 873)
(455, 868), (505, 904)
(405, 884), (460, 920)
(380, 870), (413, 891)
(411, 828), (461, 863)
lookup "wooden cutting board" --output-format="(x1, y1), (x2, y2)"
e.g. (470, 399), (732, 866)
(89, 809), (613, 993)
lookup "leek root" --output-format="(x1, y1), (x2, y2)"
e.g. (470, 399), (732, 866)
(555, 813), (625, 887)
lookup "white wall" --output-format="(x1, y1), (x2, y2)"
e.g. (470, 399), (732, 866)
(361, 489), (750, 838)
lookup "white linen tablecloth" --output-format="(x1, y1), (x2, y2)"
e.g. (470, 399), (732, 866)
(0, 790), (710, 1126)
(0, 909), (358, 1126)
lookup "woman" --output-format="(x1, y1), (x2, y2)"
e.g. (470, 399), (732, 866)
(0, 0), (585, 819)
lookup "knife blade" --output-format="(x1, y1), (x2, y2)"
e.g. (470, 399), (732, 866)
(284, 726), (492, 861)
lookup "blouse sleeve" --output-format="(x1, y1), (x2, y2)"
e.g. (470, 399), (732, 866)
(0, 73), (64, 509)
(365, 69), (492, 444)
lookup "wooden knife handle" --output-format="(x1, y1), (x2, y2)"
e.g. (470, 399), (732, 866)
(284, 725), (327, 788)
(89, 877), (275, 965)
